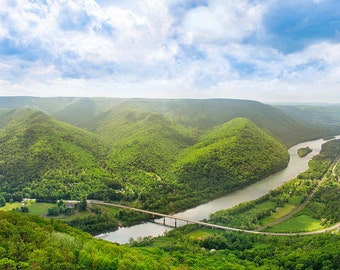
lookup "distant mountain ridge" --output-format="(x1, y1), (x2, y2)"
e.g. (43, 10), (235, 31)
(0, 96), (338, 146)
(0, 97), (339, 211)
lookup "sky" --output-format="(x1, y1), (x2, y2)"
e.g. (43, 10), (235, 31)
(0, 0), (340, 103)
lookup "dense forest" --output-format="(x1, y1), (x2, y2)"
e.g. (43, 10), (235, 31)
(1, 208), (339, 269)
(0, 109), (110, 202)
(0, 97), (340, 269)
(0, 99), (298, 214)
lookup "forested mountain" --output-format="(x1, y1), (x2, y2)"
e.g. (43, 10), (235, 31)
(0, 108), (290, 212)
(0, 109), (110, 202)
(100, 104), (195, 174)
(0, 97), (339, 212)
(173, 118), (289, 192)
(60, 98), (336, 147)
(123, 99), (323, 147)
(276, 104), (340, 130)
(1, 97), (338, 147)
(1, 97), (340, 269)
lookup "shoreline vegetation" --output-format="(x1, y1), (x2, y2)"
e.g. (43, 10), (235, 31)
(1, 138), (338, 237)
(1, 99), (340, 268)
(297, 146), (313, 157)
(0, 133), (339, 268)
(209, 139), (340, 234)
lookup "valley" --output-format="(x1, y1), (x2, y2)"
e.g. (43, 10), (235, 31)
(0, 97), (340, 269)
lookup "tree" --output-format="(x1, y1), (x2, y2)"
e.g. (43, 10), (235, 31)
(47, 206), (60, 216)
(0, 258), (17, 270)
(0, 195), (6, 207)
(21, 206), (29, 213)
(78, 197), (87, 212)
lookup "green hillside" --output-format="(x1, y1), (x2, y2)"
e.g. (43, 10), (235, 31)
(81, 103), (196, 205)
(170, 118), (289, 206)
(106, 112), (194, 173)
(1, 210), (339, 269)
(88, 103), (195, 171)
(0, 108), (290, 213)
(276, 104), (340, 134)
(0, 109), (110, 202)
(0, 97), (336, 147)
(0, 98), (338, 214)
(122, 99), (327, 147)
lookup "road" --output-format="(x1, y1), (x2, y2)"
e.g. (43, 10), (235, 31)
(88, 200), (340, 237)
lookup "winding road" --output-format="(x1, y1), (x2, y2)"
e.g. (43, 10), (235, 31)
(88, 200), (340, 237)
(92, 152), (340, 238)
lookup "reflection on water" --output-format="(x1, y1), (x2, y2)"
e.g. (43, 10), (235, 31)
(97, 136), (340, 244)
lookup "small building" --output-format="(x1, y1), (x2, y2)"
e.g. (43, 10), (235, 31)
(64, 200), (80, 209)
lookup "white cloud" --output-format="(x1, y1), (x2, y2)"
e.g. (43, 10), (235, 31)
(179, 0), (263, 45)
(0, 0), (339, 103)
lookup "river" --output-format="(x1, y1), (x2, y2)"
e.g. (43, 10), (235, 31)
(97, 135), (340, 244)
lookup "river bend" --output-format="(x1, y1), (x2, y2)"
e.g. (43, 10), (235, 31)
(97, 135), (340, 244)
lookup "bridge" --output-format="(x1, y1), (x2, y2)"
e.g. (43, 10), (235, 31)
(87, 200), (340, 236)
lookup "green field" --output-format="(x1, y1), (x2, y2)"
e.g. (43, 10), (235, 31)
(0, 202), (22, 211)
(185, 228), (216, 241)
(266, 214), (323, 233)
(261, 204), (296, 225)
(27, 203), (55, 216)
(0, 202), (55, 216)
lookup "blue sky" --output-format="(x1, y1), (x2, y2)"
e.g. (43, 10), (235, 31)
(0, 0), (339, 103)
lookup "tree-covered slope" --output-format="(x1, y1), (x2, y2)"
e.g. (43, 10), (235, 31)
(276, 104), (340, 132)
(0, 108), (290, 213)
(0, 97), (336, 147)
(0, 210), (174, 269)
(81, 103), (197, 203)
(172, 118), (289, 199)
(0, 98), (337, 213)
(0, 109), (110, 202)
(92, 104), (195, 171)
(0, 96), (122, 120)
(125, 98), (328, 147)
(1, 210), (339, 270)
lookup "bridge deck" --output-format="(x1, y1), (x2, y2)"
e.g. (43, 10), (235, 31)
(88, 200), (340, 236)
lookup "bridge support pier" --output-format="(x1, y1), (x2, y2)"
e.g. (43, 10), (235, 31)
(174, 219), (177, 228)
(163, 217), (165, 225)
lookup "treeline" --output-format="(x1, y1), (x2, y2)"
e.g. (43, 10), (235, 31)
(306, 139), (340, 226)
(135, 224), (340, 270)
(0, 110), (291, 220)
(297, 146), (313, 157)
(1, 208), (340, 269)
(0, 211), (172, 269)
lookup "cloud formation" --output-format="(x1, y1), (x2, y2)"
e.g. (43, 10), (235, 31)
(0, 0), (339, 102)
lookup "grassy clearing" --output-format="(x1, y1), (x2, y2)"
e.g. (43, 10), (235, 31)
(235, 201), (276, 224)
(261, 204), (296, 225)
(185, 228), (216, 240)
(95, 204), (120, 215)
(0, 202), (22, 211)
(1, 202), (55, 217)
(266, 214), (323, 233)
(27, 203), (55, 216)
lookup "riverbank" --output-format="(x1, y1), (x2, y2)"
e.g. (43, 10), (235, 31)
(97, 136), (340, 244)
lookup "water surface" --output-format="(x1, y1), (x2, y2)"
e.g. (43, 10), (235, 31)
(97, 136), (340, 244)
